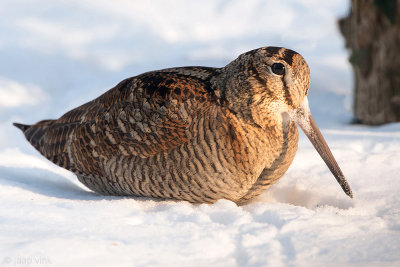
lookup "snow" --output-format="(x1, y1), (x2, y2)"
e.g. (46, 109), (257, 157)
(1, 0), (400, 266)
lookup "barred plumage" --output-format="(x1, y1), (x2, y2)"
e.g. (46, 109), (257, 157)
(14, 46), (353, 204)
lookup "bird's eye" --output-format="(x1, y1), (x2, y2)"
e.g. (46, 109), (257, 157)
(271, 63), (285, 76)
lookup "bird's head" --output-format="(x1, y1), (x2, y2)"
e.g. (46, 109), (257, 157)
(218, 46), (310, 125)
(216, 46), (353, 198)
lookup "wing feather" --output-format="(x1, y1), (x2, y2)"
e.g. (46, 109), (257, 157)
(37, 67), (220, 174)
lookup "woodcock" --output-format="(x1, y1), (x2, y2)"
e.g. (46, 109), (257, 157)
(14, 46), (353, 204)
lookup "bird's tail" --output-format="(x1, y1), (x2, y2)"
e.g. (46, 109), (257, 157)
(13, 123), (30, 132)
(13, 120), (56, 151)
(13, 120), (78, 172)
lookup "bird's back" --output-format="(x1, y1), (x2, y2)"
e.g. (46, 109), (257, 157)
(17, 66), (218, 164)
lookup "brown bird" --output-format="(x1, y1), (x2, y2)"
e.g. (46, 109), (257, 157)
(14, 46), (353, 204)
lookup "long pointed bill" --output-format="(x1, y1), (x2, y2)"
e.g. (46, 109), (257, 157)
(289, 97), (353, 198)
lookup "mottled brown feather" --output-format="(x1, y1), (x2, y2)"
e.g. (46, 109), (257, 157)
(37, 68), (219, 173)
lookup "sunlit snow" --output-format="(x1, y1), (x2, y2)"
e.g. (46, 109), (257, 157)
(1, 0), (399, 266)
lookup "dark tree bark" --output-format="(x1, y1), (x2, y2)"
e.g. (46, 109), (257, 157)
(339, 0), (400, 125)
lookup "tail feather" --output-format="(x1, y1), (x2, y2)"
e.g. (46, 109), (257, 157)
(14, 120), (76, 171)
(13, 120), (55, 151)
(13, 122), (30, 132)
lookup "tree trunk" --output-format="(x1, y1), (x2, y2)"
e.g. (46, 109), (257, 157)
(339, 0), (400, 125)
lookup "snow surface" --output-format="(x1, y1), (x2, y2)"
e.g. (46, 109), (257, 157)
(1, 0), (400, 266)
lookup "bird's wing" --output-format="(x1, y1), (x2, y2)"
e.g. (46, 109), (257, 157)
(43, 68), (220, 174)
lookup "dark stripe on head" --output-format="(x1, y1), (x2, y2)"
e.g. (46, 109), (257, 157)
(265, 46), (282, 55)
(249, 65), (265, 85)
(249, 64), (275, 100)
(281, 49), (297, 66)
(240, 48), (259, 59)
(281, 78), (293, 107)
